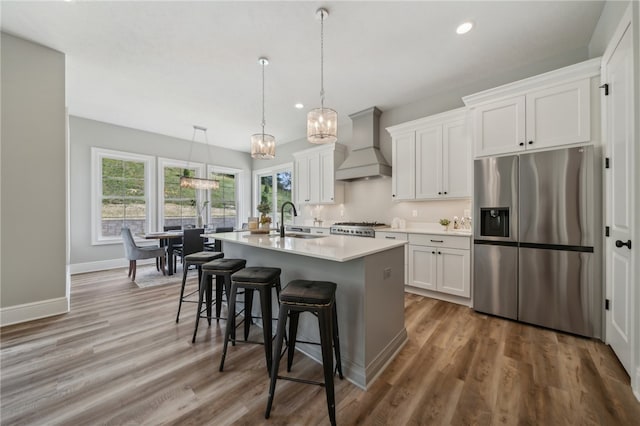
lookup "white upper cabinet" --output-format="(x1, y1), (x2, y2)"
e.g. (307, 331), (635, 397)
(525, 78), (590, 149)
(391, 132), (415, 200)
(463, 58), (600, 158)
(388, 108), (471, 201)
(293, 143), (345, 205)
(473, 96), (526, 156)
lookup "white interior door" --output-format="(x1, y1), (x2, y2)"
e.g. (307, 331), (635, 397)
(604, 17), (634, 376)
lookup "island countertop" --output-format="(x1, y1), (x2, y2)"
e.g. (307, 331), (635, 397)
(204, 231), (406, 262)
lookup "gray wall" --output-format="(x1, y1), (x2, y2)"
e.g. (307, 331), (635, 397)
(1, 33), (67, 308)
(69, 116), (253, 266)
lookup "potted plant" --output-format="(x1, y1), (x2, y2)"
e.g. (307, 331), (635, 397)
(257, 202), (272, 230)
(439, 218), (451, 231)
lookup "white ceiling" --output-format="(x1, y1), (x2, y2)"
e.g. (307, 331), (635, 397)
(1, 1), (604, 152)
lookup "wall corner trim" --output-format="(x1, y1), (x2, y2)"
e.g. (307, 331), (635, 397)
(0, 297), (69, 327)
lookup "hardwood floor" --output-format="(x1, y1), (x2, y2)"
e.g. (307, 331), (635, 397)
(1, 268), (639, 425)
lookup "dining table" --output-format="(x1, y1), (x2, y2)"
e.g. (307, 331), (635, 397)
(138, 231), (183, 275)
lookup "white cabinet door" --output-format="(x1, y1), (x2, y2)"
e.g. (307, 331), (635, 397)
(437, 248), (470, 297)
(295, 156), (311, 204)
(415, 125), (442, 199)
(408, 245), (437, 291)
(391, 132), (415, 200)
(442, 119), (471, 198)
(525, 78), (590, 150)
(307, 154), (320, 204)
(319, 149), (335, 203)
(474, 96), (526, 157)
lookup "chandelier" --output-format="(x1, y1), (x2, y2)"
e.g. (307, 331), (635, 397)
(307, 8), (337, 144)
(251, 57), (276, 159)
(180, 125), (219, 190)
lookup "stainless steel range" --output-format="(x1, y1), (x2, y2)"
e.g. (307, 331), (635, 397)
(330, 222), (387, 238)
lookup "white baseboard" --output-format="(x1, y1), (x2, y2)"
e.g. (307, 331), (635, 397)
(70, 258), (155, 275)
(404, 285), (472, 307)
(0, 297), (69, 327)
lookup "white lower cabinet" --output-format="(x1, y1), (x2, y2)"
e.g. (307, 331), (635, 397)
(407, 233), (471, 301)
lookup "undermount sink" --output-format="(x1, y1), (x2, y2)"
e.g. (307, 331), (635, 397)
(283, 233), (327, 239)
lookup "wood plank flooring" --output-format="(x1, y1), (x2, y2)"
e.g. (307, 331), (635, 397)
(1, 268), (639, 425)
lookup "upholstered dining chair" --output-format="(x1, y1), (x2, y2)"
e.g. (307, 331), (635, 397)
(121, 227), (166, 281)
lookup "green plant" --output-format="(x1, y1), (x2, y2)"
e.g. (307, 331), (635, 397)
(257, 202), (271, 216)
(439, 218), (451, 226)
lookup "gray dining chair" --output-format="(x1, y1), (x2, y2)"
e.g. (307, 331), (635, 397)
(121, 227), (167, 281)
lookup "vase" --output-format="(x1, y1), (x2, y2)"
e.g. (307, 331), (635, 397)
(197, 215), (203, 228)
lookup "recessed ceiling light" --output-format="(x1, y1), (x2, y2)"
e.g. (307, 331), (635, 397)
(294, 103), (304, 109)
(456, 21), (474, 35)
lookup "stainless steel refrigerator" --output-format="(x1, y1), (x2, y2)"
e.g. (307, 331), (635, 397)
(473, 146), (601, 338)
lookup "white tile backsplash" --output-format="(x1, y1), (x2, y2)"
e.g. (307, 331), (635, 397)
(294, 178), (471, 226)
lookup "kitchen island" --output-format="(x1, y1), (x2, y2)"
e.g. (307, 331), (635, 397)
(206, 231), (407, 390)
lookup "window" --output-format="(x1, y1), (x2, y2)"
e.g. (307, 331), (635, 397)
(207, 166), (242, 229)
(254, 164), (293, 226)
(92, 148), (154, 244)
(158, 158), (204, 229)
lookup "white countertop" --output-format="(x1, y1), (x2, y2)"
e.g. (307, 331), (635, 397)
(206, 231), (406, 262)
(377, 226), (472, 237)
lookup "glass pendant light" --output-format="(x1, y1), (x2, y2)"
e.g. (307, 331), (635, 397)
(251, 57), (276, 159)
(307, 8), (337, 144)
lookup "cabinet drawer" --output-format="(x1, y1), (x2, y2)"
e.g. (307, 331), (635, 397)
(408, 233), (470, 250)
(376, 232), (408, 241)
(311, 228), (329, 235)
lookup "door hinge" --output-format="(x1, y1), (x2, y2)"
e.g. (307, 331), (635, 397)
(605, 299), (610, 311)
(600, 83), (609, 96)
(605, 157), (610, 169)
(605, 226), (610, 237)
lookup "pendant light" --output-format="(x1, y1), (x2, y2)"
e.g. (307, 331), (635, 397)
(251, 57), (276, 159)
(307, 8), (337, 144)
(180, 125), (219, 190)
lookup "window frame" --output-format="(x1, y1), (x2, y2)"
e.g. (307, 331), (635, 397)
(206, 165), (244, 230)
(157, 157), (206, 229)
(252, 162), (293, 227)
(91, 147), (156, 245)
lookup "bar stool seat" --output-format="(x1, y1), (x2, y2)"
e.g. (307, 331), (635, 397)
(192, 258), (246, 343)
(176, 251), (223, 323)
(219, 266), (282, 373)
(265, 279), (343, 426)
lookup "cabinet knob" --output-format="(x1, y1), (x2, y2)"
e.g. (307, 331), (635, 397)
(444, 191), (447, 195)
(519, 142), (525, 146)
(432, 251), (436, 254)
(528, 140), (534, 145)
(438, 192), (442, 195)
(392, 194), (396, 197)
(438, 251), (442, 255)
(330, 197), (333, 200)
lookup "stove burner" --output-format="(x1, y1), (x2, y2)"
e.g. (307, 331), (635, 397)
(329, 221), (388, 238)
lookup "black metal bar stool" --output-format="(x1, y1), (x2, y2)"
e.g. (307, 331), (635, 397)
(176, 251), (224, 323)
(192, 258), (246, 343)
(219, 267), (283, 373)
(265, 280), (344, 426)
